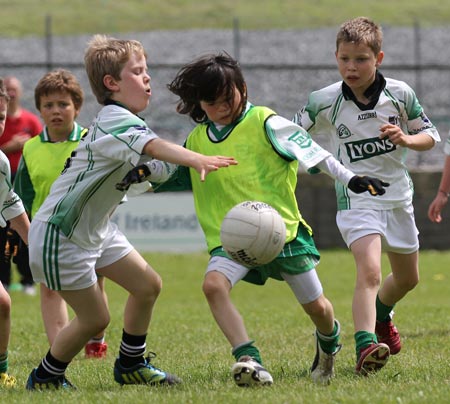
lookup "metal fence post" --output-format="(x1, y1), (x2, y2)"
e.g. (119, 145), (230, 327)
(45, 14), (53, 72)
(233, 17), (240, 61)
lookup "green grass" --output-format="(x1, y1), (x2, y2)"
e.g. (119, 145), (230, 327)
(3, 250), (450, 403)
(1, 0), (450, 37)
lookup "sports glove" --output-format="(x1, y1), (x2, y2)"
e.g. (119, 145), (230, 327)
(4, 228), (20, 264)
(348, 176), (390, 196)
(115, 164), (151, 191)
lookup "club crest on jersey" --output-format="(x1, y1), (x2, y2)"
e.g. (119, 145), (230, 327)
(337, 124), (352, 139)
(289, 131), (312, 148)
(345, 136), (396, 162)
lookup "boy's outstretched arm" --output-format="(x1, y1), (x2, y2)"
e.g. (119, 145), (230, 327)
(143, 138), (237, 181)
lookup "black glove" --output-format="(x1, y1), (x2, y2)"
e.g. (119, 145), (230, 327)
(4, 227), (20, 264)
(348, 176), (390, 196)
(115, 164), (151, 191)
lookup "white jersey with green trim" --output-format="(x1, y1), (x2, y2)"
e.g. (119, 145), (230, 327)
(33, 104), (158, 249)
(294, 78), (440, 210)
(0, 150), (25, 227)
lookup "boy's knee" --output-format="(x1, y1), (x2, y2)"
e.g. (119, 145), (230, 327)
(361, 271), (382, 289)
(99, 314), (110, 332)
(202, 276), (227, 300)
(146, 273), (162, 297)
(399, 276), (419, 292)
(132, 271), (162, 302)
(0, 290), (11, 314)
(93, 311), (110, 333)
(303, 296), (329, 318)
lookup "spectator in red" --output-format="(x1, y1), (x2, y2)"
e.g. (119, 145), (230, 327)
(0, 76), (42, 294)
(1, 76), (42, 177)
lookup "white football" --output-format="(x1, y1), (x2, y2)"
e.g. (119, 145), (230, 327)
(220, 201), (286, 267)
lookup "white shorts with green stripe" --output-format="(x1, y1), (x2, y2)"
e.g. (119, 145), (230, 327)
(29, 219), (133, 291)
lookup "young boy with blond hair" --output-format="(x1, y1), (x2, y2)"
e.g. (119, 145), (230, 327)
(26, 35), (236, 390)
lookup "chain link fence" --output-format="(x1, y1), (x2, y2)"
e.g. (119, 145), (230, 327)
(1, 22), (449, 170)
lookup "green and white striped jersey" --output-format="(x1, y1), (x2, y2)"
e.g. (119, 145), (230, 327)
(294, 75), (440, 210)
(33, 103), (157, 249)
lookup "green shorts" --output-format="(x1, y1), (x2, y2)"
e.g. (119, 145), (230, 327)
(211, 221), (320, 285)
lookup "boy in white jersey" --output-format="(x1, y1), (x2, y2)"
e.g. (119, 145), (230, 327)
(117, 52), (388, 386)
(294, 17), (440, 375)
(428, 134), (450, 223)
(14, 69), (108, 358)
(0, 77), (30, 387)
(25, 35), (237, 391)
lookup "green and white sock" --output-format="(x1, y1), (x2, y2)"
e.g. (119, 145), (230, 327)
(232, 340), (263, 364)
(317, 319), (341, 354)
(355, 331), (377, 360)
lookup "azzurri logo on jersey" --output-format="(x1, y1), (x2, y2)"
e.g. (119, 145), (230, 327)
(357, 111), (377, 121)
(345, 136), (396, 162)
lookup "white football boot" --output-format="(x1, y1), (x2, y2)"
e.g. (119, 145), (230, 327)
(231, 355), (273, 387)
(310, 320), (342, 385)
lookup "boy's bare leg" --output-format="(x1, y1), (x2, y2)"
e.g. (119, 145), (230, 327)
(351, 234), (382, 333)
(350, 234), (390, 374)
(97, 249), (161, 335)
(40, 283), (69, 345)
(381, 251), (419, 305)
(52, 284), (110, 362)
(202, 271), (249, 347)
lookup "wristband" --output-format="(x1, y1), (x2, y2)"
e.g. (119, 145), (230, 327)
(439, 189), (450, 198)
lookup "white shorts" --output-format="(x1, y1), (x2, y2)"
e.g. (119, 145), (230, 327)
(29, 220), (133, 291)
(336, 205), (419, 254)
(206, 256), (323, 304)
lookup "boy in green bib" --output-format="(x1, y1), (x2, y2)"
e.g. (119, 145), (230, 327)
(14, 69), (109, 358)
(118, 52), (388, 386)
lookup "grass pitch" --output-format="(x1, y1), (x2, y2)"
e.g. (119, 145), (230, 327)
(3, 249), (450, 403)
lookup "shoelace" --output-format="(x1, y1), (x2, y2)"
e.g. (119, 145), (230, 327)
(60, 377), (75, 388)
(144, 352), (163, 371)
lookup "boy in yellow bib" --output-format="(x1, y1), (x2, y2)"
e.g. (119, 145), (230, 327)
(14, 69), (109, 358)
(119, 52), (388, 386)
